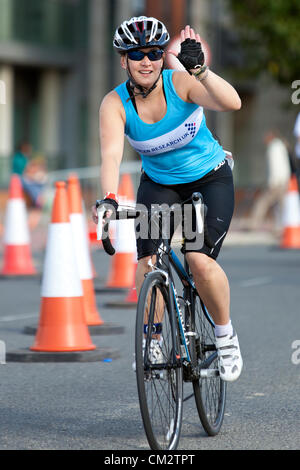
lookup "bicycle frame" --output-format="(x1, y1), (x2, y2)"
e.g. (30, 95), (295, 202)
(153, 238), (216, 376)
(97, 191), (216, 372)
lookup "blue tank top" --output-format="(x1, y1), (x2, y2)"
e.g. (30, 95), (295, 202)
(114, 69), (225, 185)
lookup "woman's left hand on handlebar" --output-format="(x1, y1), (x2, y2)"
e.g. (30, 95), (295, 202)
(91, 205), (113, 225)
(92, 197), (118, 225)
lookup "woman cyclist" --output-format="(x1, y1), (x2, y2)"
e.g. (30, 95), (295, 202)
(93, 16), (243, 382)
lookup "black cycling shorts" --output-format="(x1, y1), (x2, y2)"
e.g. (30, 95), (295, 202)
(135, 160), (234, 260)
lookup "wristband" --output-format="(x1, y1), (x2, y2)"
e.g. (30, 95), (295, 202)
(104, 192), (118, 202)
(96, 195), (119, 212)
(192, 65), (209, 81)
(195, 69), (209, 82)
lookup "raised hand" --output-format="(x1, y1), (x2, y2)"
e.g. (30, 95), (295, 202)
(168, 25), (205, 74)
(181, 25), (201, 44)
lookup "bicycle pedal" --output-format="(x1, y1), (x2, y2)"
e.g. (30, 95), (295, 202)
(154, 371), (164, 379)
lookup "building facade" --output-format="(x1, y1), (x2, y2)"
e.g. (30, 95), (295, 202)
(0, 0), (90, 184)
(0, 0), (298, 189)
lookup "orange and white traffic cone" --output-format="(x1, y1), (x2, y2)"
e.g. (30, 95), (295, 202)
(79, 188), (99, 278)
(88, 219), (98, 245)
(67, 175), (104, 326)
(30, 181), (96, 352)
(1, 174), (36, 276)
(105, 254), (138, 308)
(66, 172), (99, 278)
(124, 255), (138, 304)
(280, 175), (300, 249)
(105, 173), (136, 289)
(119, 173), (135, 203)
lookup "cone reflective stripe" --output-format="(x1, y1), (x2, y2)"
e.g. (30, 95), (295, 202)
(124, 255), (138, 304)
(1, 174), (36, 275)
(68, 175), (103, 325)
(89, 218), (99, 245)
(69, 173), (99, 274)
(280, 175), (300, 249)
(30, 181), (95, 352)
(106, 173), (137, 288)
(80, 192), (99, 278)
(40, 223), (83, 297)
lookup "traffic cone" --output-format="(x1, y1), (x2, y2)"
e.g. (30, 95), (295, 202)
(67, 175), (104, 326)
(67, 172), (99, 278)
(124, 255), (138, 304)
(81, 197), (99, 278)
(280, 175), (300, 249)
(106, 173), (136, 289)
(30, 181), (96, 352)
(104, 254), (138, 308)
(1, 174), (36, 276)
(118, 173), (135, 202)
(88, 219), (98, 245)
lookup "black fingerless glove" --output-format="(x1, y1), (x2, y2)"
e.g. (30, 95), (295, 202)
(96, 197), (119, 212)
(177, 38), (205, 74)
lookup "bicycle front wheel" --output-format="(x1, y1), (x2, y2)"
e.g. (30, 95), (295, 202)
(191, 294), (226, 436)
(135, 271), (183, 450)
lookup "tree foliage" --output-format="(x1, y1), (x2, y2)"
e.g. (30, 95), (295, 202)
(227, 0), (300, 84)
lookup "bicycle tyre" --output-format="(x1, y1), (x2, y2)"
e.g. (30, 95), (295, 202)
(190, 293), (226, 436)
(135, 271), (183, 450)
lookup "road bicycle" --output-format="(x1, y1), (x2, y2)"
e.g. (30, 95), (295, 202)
(96, 192), (226, 450)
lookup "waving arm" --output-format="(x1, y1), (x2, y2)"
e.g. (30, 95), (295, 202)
(169, 25), (242, 112)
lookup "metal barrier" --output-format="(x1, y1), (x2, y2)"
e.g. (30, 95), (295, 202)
(44, 160), (142, 213)
(0, 160), (142, 253)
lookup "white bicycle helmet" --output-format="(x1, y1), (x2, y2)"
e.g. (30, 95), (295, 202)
(113, 16), (170, 52)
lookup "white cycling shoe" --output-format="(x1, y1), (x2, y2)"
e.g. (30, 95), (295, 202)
(132, 338), (163, 372)
(215, 332), (243, 382)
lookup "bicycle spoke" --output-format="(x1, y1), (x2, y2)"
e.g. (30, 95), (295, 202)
(191, 293), (226, 436)
(147, 379), (175, 445)
(136, 272), (183, 450)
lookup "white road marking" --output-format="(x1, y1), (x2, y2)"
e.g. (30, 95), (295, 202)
(0, 313), (38, 322)
(245, 392), (265, 399)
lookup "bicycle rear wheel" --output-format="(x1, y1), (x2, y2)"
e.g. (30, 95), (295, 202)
(191, 293), (226, 436)
(135, 271), (183, 450)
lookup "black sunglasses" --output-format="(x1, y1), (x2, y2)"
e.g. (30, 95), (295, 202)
(127, 49), (164, 61)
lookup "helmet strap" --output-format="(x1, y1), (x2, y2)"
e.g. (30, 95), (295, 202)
(126, 57), (164, 99)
